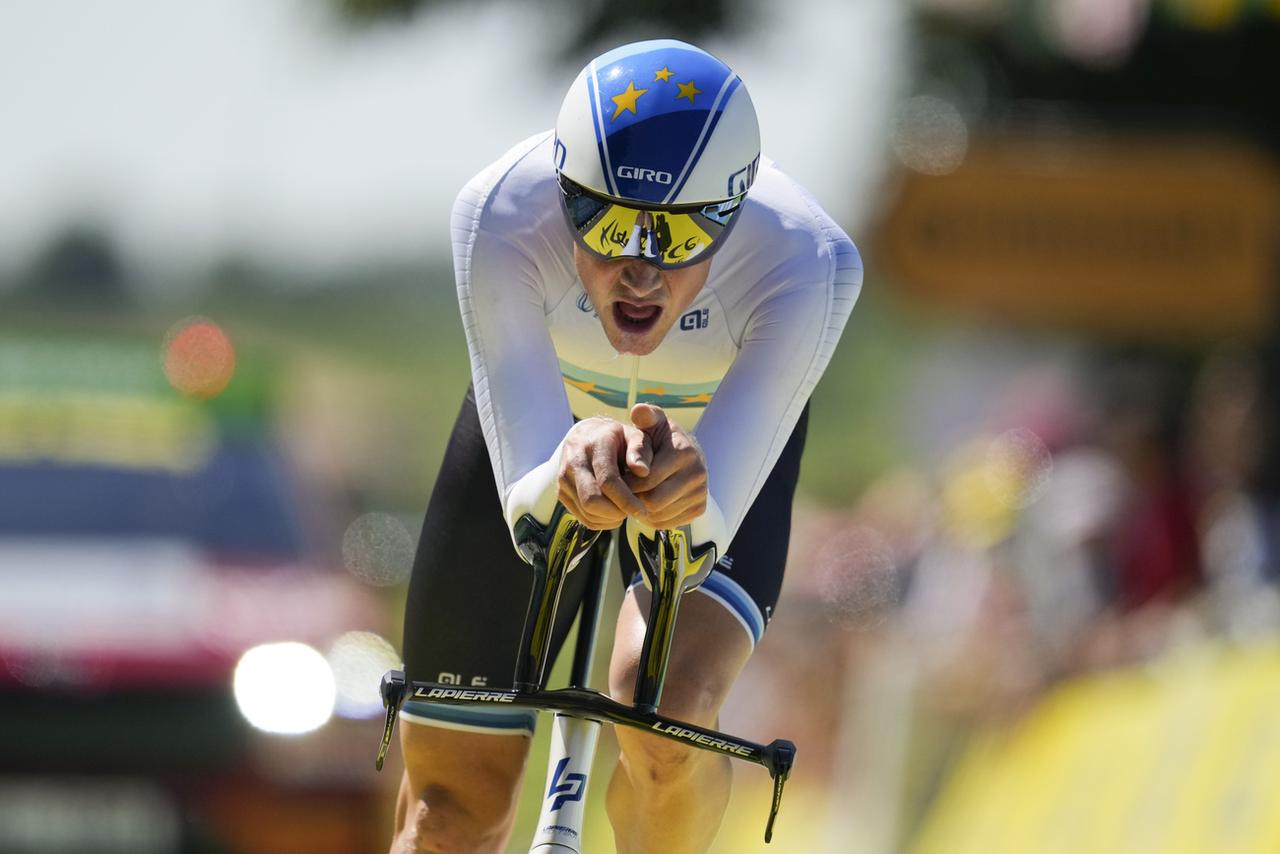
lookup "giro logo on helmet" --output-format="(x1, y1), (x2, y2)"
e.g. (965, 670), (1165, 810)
(726, 156), (760, 197)
(617, 165), (674, 184)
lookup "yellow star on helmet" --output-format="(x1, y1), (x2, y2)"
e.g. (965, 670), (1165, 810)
(610, 81), (649, 121)
(676, 80), (702, 104)
(654, 66), (674, 82)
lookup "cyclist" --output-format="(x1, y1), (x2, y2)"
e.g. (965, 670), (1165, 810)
(394, 39), (861, 853)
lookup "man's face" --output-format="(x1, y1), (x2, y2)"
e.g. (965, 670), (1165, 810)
(574, 246), (712, 356)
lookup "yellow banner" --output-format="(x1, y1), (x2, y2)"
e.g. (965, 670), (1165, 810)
(912, 643), (1280, 854)
(0, 393), (216, 473)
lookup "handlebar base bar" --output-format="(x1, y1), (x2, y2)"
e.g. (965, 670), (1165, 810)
(375, 510), (794, 842)
(375, 670), (795, 843)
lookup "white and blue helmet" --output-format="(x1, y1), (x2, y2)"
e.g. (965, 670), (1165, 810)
(554, 39), (761, 208)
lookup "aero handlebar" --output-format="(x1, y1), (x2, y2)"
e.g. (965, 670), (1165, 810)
(375, 508), (797, 843)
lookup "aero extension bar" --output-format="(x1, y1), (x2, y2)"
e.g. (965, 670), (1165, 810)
(376, 507), (796, 844)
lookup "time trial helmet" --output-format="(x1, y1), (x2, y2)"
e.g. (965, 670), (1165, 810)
(554, 39), (760, 269)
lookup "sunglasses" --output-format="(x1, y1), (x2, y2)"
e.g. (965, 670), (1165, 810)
(558, 175), (745, 270)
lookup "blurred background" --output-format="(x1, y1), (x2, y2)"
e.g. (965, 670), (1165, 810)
(2, 0), (1279, 851)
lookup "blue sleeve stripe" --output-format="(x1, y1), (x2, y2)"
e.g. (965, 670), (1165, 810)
(400, 700), (537, 736)
(698, 569), (765, 644)
(626, 569), (764, 646)
(586, 61), (620, 198)
(662, 74), (740, 205)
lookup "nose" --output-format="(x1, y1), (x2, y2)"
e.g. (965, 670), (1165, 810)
(618, 260), (663, 297)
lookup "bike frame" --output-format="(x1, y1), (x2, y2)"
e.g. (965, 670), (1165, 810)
(377, 508), (796, 850)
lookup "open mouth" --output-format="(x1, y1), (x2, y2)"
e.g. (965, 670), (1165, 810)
(613, 301), (662, 334)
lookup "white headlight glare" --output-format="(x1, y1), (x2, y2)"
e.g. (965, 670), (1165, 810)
(327, 630), (402, 720)
(233, 642), (336, 735)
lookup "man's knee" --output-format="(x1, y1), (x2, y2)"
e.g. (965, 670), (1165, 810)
(607, 587), (754, 791)
(396, 780), (517, 853)
(610, 663), (729, 788)
(394, 722), (529, 853)
(616, 725), (723, 791)
(610, 654), (726, 724)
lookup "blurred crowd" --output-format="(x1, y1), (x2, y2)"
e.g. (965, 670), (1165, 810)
(723, 337), (1280, 842)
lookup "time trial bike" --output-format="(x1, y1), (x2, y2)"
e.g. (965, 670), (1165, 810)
(375, 506), (796, 852)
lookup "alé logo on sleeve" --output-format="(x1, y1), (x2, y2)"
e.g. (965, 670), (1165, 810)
(679, 308), (710, 330)
(546, 756), (587, 810)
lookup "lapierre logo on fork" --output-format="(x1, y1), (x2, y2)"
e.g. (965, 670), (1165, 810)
(547, 756), (587, 811)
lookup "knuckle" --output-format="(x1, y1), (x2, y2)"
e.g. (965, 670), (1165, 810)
(583, 494), (611, 512)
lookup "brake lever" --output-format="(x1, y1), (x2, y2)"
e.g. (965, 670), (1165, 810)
(762, 739), (796, 843)
(376, 669), (407, 771)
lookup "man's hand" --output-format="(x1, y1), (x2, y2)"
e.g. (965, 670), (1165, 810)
(557, 417), (652, 530)
(623, 404), (709, 529)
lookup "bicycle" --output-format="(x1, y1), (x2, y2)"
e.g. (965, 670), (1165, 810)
(375, 506), (797, 852)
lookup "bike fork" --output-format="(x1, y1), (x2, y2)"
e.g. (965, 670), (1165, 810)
(530, 527), (613, 853)
(529, 713), (601, 854)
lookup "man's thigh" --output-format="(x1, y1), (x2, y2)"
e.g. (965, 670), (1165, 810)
(608, 585), (755, 723)
(396, 388), (591, 846)
(401, 387), (591, 733)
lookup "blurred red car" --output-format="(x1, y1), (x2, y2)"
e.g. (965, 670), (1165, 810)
(0, 345), (393, 853)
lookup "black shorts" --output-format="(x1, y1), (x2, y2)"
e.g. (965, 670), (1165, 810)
(400, 387), (808, 735)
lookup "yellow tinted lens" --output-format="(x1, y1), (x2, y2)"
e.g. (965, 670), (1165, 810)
(586, 204), (716, 266)
(653, 211), (715, 265)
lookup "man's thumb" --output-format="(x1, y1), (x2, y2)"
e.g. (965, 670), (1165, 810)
(630, 403), (663, 430)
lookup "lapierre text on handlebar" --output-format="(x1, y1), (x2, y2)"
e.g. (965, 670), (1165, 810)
(375, 506), (797, 843)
